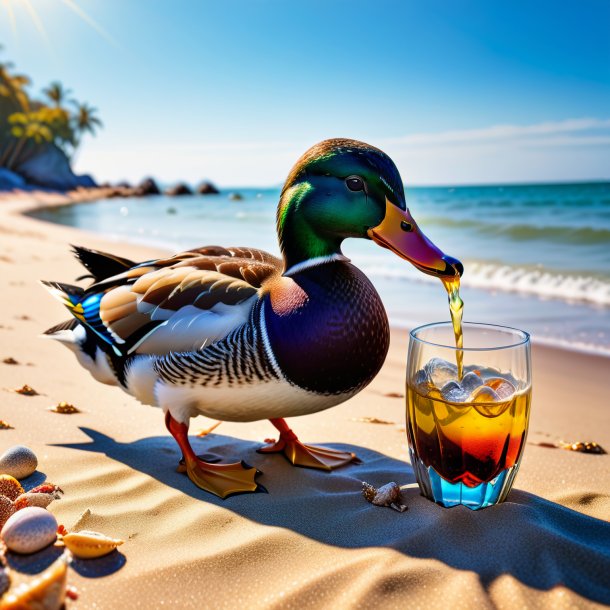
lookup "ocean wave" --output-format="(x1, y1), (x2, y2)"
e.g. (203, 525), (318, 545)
(390, 316), (610, 358)
(361, 261), (610, 306)
(418, 216), (610, 245)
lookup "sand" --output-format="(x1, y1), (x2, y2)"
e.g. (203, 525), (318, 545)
(0, 192), (609, 609)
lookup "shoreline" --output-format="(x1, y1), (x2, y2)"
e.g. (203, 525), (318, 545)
(5, 187), (610, 360)
(0, 187), (609, 608)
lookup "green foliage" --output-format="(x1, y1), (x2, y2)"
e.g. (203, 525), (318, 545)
(0, 47), (102, 169)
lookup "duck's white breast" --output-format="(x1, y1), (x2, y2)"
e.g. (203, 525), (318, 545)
(124, 355), (352, 423)
(155, 377), (351, 424)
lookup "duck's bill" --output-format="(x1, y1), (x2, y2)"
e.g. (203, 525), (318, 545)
(367, 198), (463, 279)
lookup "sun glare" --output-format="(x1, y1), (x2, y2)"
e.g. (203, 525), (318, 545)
(1, 0), (119, 47)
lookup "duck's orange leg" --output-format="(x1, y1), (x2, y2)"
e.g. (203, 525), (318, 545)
(165, 412), (263, 498)
(258, 418), (360, 471)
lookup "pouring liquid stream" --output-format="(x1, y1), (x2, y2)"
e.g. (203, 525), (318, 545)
(442, 276), (464, 380)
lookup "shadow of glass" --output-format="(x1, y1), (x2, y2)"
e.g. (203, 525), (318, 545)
(52, 427), (610, 605)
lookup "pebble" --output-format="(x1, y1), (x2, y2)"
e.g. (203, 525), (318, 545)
(1, 507), (58, 554)
(0, 445), (38, 480)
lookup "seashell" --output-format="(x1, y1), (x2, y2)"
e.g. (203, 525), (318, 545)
(61, 530), (124, 559)
(362, 481), (408, 513)
(49, 402), (80, 414)
(66, 585), (79, 601)
(1, 507), (58, 554)
(0, 552), (70, 610)
(561, 440), (606, 454)
(12, 385), (39, 396)
(0, 445), (38, 480)
(13, 492), (56, 511)
(28, 483), (63, 498)
(0, 476), (24, 502)
(0, 421), (13, 430)
(0, 496), (15, 529)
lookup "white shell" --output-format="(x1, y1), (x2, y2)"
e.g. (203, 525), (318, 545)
(0, 445), (38, 480)
(14, 492), (55, 509)
(1, 507), (57, 554)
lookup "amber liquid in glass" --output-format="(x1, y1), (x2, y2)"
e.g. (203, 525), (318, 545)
(407, 380), (531, 487)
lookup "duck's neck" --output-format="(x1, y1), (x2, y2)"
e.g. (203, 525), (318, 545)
(277, 183), (344, 272)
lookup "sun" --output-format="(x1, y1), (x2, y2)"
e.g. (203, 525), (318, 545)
(2, 0), (119, 48)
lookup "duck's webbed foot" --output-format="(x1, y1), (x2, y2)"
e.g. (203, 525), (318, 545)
(258, 418), (361, 471)
(165, 412), (264, 499)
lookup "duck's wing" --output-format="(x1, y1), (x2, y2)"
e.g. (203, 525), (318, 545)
(74, 246), (282, 356)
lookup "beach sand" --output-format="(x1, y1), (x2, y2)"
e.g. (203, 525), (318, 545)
(0, 192), (609, 608)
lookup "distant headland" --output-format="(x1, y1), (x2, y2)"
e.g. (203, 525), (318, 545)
(0, 47), (218, 198)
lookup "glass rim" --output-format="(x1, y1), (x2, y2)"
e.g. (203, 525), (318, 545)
(409, 321), (530, 352)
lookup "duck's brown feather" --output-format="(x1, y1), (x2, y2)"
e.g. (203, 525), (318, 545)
(85, 247), (281, 353)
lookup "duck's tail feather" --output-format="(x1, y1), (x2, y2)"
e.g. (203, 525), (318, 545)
(43, 318), (79, 336)
(40, 280), (85, 312)
(41, 318), (81, 347)
(40, 280), (125, 355)
(71, 245), (136, 282)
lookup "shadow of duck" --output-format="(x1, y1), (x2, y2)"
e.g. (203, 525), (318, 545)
(51, 427), (610, 604)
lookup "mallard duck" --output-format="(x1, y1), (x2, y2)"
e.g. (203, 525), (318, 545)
(42, 138), (462, 498)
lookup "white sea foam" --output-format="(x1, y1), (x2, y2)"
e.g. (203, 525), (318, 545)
(360, 261), (610, 307)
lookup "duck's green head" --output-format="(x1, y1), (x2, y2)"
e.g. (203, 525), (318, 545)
(278, 138), (462, 278)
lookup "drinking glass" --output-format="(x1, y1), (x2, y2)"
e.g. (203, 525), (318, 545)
(406, 322), (531, 510)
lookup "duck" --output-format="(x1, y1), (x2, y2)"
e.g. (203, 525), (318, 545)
(41, 138), (462, 499)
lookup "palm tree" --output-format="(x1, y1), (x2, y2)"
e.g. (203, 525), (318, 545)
(73, 102), (102, 135)
(71, 101), (102, 159)
(0, 63), (30, 113)
(42, 81), (72, 108)
(0, 54), (32, 167)
(4, 111), (53, 170)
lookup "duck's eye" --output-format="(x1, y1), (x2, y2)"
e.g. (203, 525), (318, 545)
(345, 176), (365, 192)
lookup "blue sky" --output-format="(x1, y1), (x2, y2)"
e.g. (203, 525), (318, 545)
(1, 0), (609, 186)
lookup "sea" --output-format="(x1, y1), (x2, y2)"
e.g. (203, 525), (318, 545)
(29, 182), (610, 357)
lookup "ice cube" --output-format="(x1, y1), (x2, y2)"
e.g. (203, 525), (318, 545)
(424, 357), (458, 388)
(411, 368), (432, 395)
(414, 368), (428, 386)
(441, 380), (468, 403)
(461, 371), (484, 394)
(485, 378), (516, 401)
(469, 385), (500, 403)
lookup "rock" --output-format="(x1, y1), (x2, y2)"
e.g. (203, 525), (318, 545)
(137, 177), (161, 196)
(106, 188), (128, 198)
(0, 168), (26, 191)
(1, 507), (57, 554)
(0, 446), (38, 480)
(14, 143), (97, 191)
(196, 181), (220, 195)
(228, 192), (244, 201)
(165, 183), (193, 196)
(116, 181), (132, 189)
